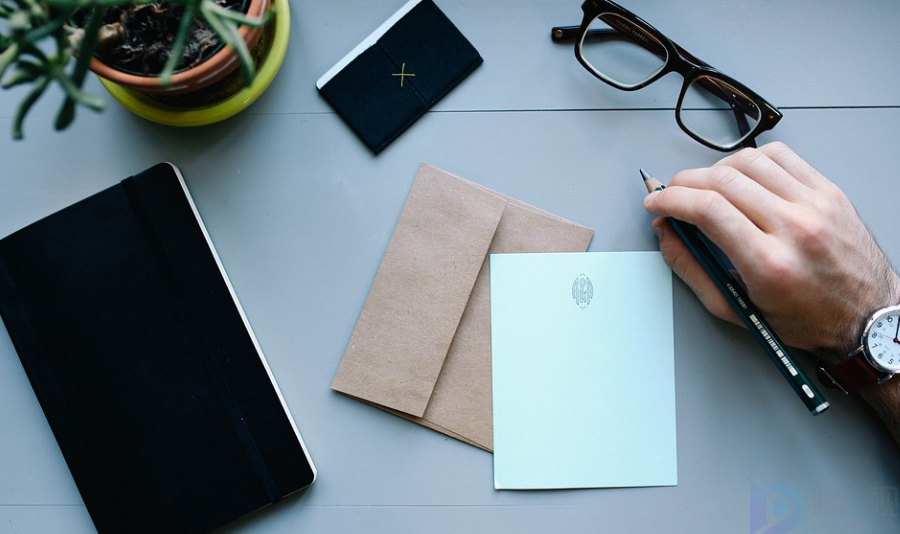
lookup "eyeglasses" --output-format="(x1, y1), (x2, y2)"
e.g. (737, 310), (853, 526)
(552, 0), (782, 152)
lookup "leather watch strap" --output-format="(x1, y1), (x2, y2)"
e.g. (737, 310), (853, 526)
(817, 347), (887, 393)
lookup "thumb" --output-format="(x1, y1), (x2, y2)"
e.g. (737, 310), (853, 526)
(652, 217), (743, 328)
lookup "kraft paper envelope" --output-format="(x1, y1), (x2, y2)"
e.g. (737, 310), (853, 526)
(332, 163), (593, 451)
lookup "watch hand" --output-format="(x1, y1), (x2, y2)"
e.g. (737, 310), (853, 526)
(894, 319), (900, 344)
(871, 330), (898, 345)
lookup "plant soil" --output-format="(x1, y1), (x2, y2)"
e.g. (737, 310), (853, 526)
(87, 0), (245, 75)
(149, 14), (273, 108)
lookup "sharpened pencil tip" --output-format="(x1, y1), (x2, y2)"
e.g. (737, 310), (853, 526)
(640, 169), (664, 193)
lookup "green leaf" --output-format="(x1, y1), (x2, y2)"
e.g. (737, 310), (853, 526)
(1, 59), (43, 88)
(56, 4), (104, 130)
(56, 72), (104, 110)
(204, 0), (270, 28)
(12, 76), (49, 140)
(0, 42), (19, 78)
(69, 6), (103, 86)
(200, 0), (256, 84)
(20, 15), (66, 46)
(160, 1), (197, 86)
(9, 9), (29, 31)
(44, 0), (155, 8)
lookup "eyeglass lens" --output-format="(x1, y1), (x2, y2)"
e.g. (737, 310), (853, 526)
(579, 14), (667, 88)
(580, 13), (763, 149)
(680, 76), (761, 147)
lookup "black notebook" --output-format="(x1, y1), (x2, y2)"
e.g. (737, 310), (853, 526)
(0, 163), (316, 534)
(316, 0), (483, 153)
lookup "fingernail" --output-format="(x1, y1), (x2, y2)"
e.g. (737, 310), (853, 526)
(653, 225), (664, 240)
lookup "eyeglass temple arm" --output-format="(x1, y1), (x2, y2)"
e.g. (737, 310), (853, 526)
(551, 25), (586, 41)
(551, 24), (756, 128)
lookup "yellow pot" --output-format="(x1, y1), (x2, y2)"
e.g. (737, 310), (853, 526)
(98, 0), (290, 127)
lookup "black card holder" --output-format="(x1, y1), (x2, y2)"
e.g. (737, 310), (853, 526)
(317, 0), (483, 153)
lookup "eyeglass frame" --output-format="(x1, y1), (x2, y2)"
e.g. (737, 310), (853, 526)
(552, 0), (783, 152)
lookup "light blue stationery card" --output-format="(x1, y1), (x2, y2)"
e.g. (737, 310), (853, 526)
(490, 251), (676, 490)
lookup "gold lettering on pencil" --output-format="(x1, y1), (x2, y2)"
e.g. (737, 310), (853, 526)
(726, 283), (748, 309)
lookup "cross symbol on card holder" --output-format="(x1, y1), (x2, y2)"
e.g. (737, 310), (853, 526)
(391, 63), (416, 87)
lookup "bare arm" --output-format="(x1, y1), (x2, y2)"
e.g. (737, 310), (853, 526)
(642, 142), (900, 444)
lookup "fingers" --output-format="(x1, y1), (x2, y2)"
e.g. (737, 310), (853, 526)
(644, 183), (770, 271)
(672, 142), (823, 209)
(641, 143), (816, 306)
(651, 217), (742, 327)
(666, 165), (793, 234)
(711, 143), (815, 203)
(755, 142), (834, 191)
(644, 143), (831, 264)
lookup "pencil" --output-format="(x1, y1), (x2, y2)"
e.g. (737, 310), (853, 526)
(641, 169), (830, 415)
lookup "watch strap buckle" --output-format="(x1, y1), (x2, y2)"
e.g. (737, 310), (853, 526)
(817, 345), (893, 394)
(816, 365), (849, 394)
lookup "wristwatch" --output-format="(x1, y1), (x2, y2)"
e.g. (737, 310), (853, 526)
(817, 304), (900, 393)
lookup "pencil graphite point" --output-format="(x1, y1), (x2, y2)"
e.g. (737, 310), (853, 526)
(639, 168), (663, 193)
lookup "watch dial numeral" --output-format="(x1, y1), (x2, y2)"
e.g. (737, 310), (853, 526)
(866, 309), (900, 372)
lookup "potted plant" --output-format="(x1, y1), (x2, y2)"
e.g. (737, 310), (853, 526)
(0, 0), (290, 139)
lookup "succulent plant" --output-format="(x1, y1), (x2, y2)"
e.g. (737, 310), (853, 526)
(0, 0), (268, 139)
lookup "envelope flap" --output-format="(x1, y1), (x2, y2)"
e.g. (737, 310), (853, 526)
(332, 163), (506, 417)
(414, 200), (594, 450)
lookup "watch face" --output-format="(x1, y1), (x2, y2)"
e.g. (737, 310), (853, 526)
(863, 305), (900, 373)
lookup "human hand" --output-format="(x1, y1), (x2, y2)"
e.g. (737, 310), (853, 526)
(643, 142), (900, 365)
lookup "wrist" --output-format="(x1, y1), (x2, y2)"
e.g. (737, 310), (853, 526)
(818, 273), (900, 366)
(816, 299), (900, 396)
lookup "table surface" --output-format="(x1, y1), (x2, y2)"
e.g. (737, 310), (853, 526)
(2, 1), (899, 533)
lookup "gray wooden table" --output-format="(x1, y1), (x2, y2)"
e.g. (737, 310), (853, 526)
(1, 1), (898, 532)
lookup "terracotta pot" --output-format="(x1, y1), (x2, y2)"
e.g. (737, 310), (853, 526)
(89, 0), (271, 95)
(97, 0), (290, 127)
